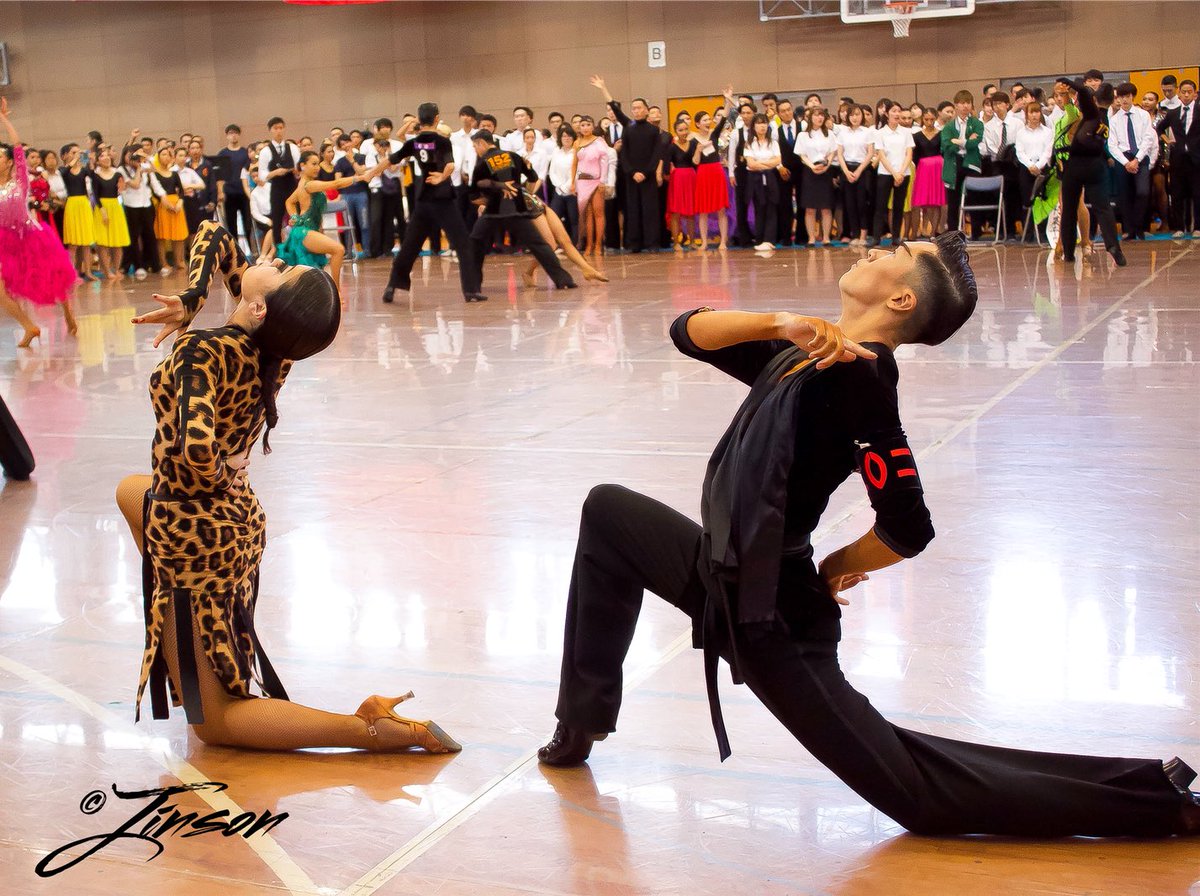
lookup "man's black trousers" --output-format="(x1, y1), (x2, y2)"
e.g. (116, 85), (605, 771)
(552, 483), (1186, 837)
(388, 199), (480, 295)
(622, 173), (660, 252)
(470, 216), (574, 289)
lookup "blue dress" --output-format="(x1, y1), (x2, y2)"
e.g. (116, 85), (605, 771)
(276, 189), (329, 268)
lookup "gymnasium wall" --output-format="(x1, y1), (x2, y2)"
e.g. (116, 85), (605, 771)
(5, 0), (1194, 148)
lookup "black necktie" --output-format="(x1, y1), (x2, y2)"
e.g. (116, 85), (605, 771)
(785, 124), (793, 145)
(1126, 113), (1136, 156)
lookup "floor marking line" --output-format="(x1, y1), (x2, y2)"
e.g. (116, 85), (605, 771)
(0, 654), (322, 896)
(336, 629), (694, 896)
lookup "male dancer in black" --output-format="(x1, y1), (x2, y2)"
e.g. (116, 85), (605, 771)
(537, 230), (1200, 838)
(382, 103), (486, 304)
(591, 76), (662, 253)
(468, 131), (576, 290)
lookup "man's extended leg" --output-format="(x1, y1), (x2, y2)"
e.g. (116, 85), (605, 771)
(384, 203), (433, 299)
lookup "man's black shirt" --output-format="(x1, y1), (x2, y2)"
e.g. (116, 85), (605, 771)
(390, 131), (455, 201)
(469, 147), (540, 217)
(609, 100), (664, 175)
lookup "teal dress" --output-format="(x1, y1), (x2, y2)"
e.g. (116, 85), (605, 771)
(277, 189), (328, 268)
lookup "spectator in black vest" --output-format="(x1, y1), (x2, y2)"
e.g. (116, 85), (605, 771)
(257, 116), (299, 245)
(591, 76), (663, 253)
(776, 98), (801, 245)
(1156, 79), (1200, 235)
(728, 101), (757, 247)
(648, 105), (673, 248)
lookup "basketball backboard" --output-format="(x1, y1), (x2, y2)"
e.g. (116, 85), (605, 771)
(840, 0), (975, 24)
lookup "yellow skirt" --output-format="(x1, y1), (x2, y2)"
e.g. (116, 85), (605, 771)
(94, 198), (131, 248)
(154, 199), (188, 242)
(62, 195), (95, 247)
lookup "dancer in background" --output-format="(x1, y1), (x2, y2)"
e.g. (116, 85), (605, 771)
(0, 98), (77, 347)
(572, 116), (609, 256)
(520, 185), (609, 287)
(1059, 80), (1125, 265)
(150, 144), (188, 274)
(665, 116), (698, 251)
(276, 150), (386, 294)
(693, 90), (733, 254)
(116, 220), (461, 754)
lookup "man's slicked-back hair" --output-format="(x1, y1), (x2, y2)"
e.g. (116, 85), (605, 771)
(902, 231), (978, 346)
(417, 102), (439, 126)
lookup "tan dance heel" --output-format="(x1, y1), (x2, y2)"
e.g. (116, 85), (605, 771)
(17, 326), (41, 349)
(521, 269), (537, 289)
(355, 693), (462, 754)
(583, 268), (609, 283)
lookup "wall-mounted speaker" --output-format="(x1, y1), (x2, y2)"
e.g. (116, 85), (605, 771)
(0, 44), (9, 87)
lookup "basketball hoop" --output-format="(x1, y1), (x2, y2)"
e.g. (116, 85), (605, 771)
(884, 1), (918, 37)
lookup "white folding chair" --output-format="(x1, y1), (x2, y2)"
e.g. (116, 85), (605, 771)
(960, 175), (1004, 244)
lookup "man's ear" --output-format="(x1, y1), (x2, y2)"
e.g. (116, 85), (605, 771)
(887, 288), (917, 315)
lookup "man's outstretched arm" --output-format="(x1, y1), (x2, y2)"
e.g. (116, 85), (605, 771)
(685, 310), (876, 369)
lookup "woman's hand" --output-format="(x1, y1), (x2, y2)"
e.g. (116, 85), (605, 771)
(100, 209), (109, 225)
(0, 97), (9, 119)
(779, 314), (877, 369)
(132, 294), (188, 348)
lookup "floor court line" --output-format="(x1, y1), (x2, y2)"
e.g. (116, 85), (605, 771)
(0, 654), (322, 896)
(335, 245), (1194, 895)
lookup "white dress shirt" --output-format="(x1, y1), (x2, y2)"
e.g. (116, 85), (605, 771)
(362, 138), (402, 190)
(257, 141), (300, 183)
(548, 146), (575, 196)
(120, 163), (153, 208)
(603, 144), (618, 192)
(1107, 105), (1157, 164)
(1013, 122), (1053, 170)
(450, 127), (476, 186)
(1160, 95), (1183, 112)
(982, 112), (1015, 158)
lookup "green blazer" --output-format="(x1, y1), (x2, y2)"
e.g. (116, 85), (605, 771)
(941, 116), (984, 188)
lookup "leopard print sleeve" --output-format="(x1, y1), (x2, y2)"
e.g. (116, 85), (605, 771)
(178, 221), (249, 325)
(172, 334), (238, 491)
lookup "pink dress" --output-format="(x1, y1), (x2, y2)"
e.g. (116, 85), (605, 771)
(574, 139), (609, 214)
(0, 145), (77, 306)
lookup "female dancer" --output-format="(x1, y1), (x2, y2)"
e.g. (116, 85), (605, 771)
(796, 107), (837, 245)
(665, 117), (698, 251)
(910, 105), (946, 237)
(117, 219), (460, 753)
(0, 98), (78, 347)
(150, 145), (188, 273)
(91, 147), (130, 279)
(276, 149), (384, 290)
(744, 113), (781, 252)
(520, 187), (609, 287)
(1059, 80), (1124, 265)
(836, 104), (874, 246)
(41, 149), (67, 237)
(693, 92), (732, 254)
(571, 116), (609, 256)
(60, 143), (96, 280)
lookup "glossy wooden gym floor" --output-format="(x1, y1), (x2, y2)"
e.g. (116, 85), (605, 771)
(1, 240), (1198, 895)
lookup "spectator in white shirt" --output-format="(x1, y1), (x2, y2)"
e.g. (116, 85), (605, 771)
(869, 102), (914, 246)
(836, 105), (874, 245)
(981, 91), (1019, 238)
(1159, 75), (1182, 111)
(1109, 82), (1158, 239)
(547, 125), (579, 242)
(743, 113), (781, 251)
(796, 107), (838, 245)
(1014, 103), (1053, 242)
(501, 106), (542, 153)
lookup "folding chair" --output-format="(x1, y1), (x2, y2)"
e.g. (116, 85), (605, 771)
(322, 199), (357, 259)
(1022, 173), (1047, 246)
(960, 175), (1005, 244)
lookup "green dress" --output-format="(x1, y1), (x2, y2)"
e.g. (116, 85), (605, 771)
(1033, 105), (1080, 225)
(277, 189), (329, 268)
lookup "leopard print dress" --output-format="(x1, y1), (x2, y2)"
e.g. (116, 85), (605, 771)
(134, 221), (292, 723)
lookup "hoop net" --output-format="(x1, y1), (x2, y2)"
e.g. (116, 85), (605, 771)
(884, 1), (917, 37)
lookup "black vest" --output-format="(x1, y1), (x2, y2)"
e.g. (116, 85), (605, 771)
(267, 142), (298, 197)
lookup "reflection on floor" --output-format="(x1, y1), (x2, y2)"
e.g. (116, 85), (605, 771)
(2, 241), (1198, 894)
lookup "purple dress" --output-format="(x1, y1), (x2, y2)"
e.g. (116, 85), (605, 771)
(0, 145), (77, 305)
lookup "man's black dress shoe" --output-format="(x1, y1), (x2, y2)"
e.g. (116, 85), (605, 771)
(537, 722), (607, 767)
(382, 287), (394, 304)
(464, 293), (488, 303)
(1165, 757), (1197, 790)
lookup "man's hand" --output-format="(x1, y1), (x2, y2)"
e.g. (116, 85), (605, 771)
(132, 294), (188, 348)
(589, 74), (606, 92)
(778, 166), (791, 181)
(633, 172), (645, 183)
(819, 561), (869, 606)
(728, 173), (736, 187)
(1124, 159), (1140, 173)
(655, 171), (663, 186)
(499, 181), (518, 197)
(893, 173), (904, 186)
(426, 171), (445, 185)
(779, 314), (877, 369)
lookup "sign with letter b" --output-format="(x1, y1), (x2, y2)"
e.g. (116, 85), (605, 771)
(647, 41), (665, 69)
